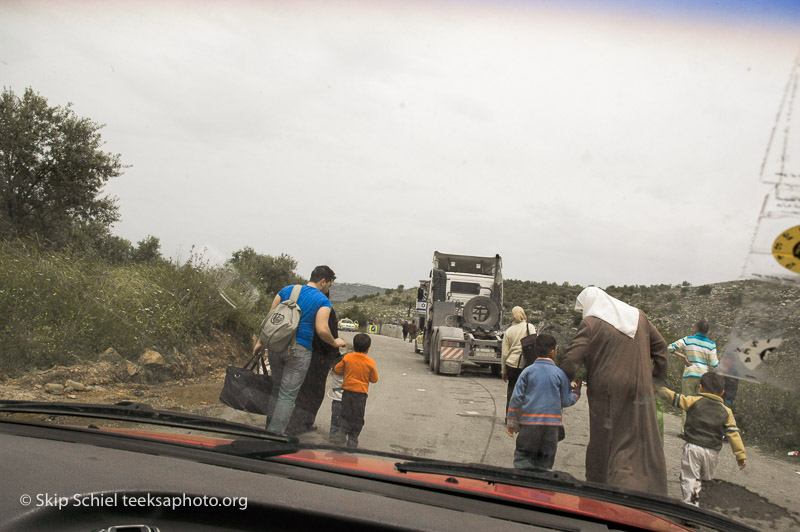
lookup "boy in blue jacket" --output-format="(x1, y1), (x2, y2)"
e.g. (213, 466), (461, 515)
(506, 334), (581, 470)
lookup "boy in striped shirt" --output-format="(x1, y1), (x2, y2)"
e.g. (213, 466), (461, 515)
(506, 334), (581, 470)
(669, 320), (718, 431)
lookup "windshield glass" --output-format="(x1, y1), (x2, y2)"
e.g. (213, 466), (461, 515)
(1, 2), (799, 531)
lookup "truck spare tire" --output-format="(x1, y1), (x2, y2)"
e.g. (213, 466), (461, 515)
(462, 296), (500, 328)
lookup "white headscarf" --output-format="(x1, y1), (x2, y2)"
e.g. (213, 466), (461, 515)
(575, 286), (640, 338)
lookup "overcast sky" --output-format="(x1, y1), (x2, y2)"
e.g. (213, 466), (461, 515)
(2, 1), (800, 289)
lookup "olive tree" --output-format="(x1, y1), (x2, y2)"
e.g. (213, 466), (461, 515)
(227, 247), (306, 304)
(0, 87), (124, 245)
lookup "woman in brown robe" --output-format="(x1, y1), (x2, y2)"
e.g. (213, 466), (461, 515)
(559, 287), (669, 496)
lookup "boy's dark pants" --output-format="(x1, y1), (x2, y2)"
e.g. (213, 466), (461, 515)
(341, 390), (368, 449)
(514, 425), (560, 470)
(329, 399), (345, 443)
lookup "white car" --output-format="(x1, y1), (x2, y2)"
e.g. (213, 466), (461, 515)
(338, 318), (356, 332)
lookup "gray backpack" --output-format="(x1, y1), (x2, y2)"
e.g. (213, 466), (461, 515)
(259, 285), (302, 352)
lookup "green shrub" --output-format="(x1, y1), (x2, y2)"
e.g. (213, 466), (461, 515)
(0, 240), (253, 374)
(726, 291), (744, 307)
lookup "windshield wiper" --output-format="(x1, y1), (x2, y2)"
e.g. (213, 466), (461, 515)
(394, 459), (758, 532)
(0, 400), (293, 443)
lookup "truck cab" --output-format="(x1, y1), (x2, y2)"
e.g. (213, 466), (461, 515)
(421, 252), (504, 376)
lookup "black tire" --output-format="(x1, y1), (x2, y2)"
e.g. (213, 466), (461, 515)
(462, 296), (501, 328)
(422, 331), (431, 364)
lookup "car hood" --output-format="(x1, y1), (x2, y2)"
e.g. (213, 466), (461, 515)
(105, 426), (690, 532)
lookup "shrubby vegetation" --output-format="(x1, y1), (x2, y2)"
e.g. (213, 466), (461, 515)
(0, 240), (260, 374)
(226, 247), (306, 310)
(0, 88), (283, 375)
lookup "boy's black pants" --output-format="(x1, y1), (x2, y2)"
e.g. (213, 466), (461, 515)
(514, 425), (560, 470)
(329, 400), (345, 443)
(341, 390), (368, 449)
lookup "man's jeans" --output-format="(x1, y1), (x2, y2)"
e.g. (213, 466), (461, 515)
(267, 344), (312, 435)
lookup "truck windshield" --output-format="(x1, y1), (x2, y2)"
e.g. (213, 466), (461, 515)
(450, 281), (481, 295)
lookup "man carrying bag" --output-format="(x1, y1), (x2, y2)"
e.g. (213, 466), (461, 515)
(252, 265), (346, 436)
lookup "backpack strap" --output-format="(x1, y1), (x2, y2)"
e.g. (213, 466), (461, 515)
(289, 284), (302, 304)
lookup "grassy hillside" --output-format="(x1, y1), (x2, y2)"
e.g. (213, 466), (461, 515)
(0, 241), (258, 374)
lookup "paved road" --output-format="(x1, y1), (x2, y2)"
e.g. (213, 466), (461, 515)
(302, 331), (545, 468)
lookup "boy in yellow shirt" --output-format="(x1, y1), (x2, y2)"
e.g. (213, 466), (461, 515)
(657, 372), (746, 506)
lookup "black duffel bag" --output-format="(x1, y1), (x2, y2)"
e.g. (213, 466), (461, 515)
(219, 352), (272, 415)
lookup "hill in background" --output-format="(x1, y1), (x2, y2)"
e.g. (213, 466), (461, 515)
(329, 283), (386, 302)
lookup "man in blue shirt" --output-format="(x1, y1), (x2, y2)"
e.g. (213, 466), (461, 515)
(253, 265), (346, 435)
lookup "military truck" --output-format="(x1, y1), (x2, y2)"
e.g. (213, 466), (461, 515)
(418, 252), (504, 376)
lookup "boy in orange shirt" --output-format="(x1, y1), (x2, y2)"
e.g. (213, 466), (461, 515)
(333, 333), (379, 449)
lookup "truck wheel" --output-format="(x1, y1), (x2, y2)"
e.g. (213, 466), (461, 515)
(462, 296), (500, 328)
(422, 330), (431, 364)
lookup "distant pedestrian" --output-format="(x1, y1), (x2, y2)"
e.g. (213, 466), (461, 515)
(668, 320), (718, 431)
(501, 307), (535, 420)
(402, 321), (409, 341)
(506, 334), (581, 470)
(333, 333), (379, 448)
(253, 265), (346, 436)
(407, 321), (417, 343)
(560, 286), (669, 496)
(657, 372), (747, 505)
